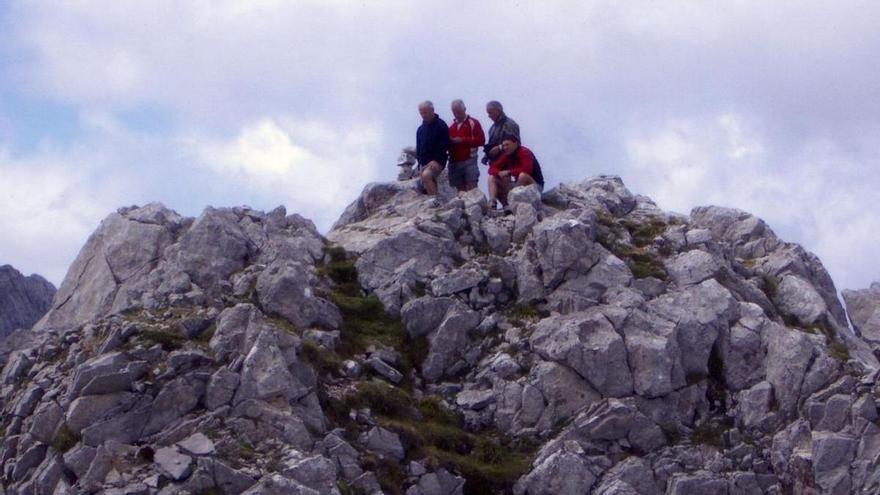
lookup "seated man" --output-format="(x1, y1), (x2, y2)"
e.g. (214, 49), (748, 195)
(488, 134), (545, 211)
(416, 100), (450, 197)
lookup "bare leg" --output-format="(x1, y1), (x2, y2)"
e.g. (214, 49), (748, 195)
(515, 173), (536, 188)
(421, 161), (441, 195)
(497, 176), (512, 206)
(488, 175), (500, 207)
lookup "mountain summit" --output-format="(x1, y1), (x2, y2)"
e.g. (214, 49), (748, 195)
(2, 176), (879, 494)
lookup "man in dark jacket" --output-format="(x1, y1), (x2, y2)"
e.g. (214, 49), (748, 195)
(482, 100), (520, 165)
(416, 100), (450, 196)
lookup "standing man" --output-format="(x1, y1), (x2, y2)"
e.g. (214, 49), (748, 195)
(416, 100), (450, 197)
(448, 99), (486, 192)
(482, 100), (520, 166)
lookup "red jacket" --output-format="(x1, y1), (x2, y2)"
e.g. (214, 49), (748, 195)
(448, 115), (486, 162)
(489, 145), (536, 179)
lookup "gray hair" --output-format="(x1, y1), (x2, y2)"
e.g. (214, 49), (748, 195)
(451, 99), (465, 110)
(418, 100), (434, 111)
(486, 100), (503, 111)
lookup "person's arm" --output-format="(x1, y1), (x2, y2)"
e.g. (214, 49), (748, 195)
(436, 122), (450, 163)
(489, 153), (509, 176)
(510, 148), (534, 178)
(506, 120), (521, 141)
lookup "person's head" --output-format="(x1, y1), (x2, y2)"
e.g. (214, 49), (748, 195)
(501, 133), (520, 154)
(451, 99), (467, 121)
(486, 100), (504, 122)
(418, 101), (436, 122)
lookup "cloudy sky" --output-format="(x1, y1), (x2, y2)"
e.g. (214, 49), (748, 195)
(0, 1), (878, 293)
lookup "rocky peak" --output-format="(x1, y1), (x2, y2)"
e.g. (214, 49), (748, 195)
(2, 175), (880, 494)
(0, 264), (55, 339)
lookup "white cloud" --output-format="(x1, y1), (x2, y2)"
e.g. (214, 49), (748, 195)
(0, 146), (135, 285)
(186, 117), (382, 229)
(624, 114), (880, 291)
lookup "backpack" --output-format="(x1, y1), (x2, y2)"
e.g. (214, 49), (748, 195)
(530, 151), (545, 187)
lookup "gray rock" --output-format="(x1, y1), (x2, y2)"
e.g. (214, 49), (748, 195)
(154, 446), (193, 481)
(177, 432), (215, 456)
(143, 374), (205, 436)
(234, 329), (311, 404)
(736, 381), (776, 431)
(401, 297), (455, 338)
(280, 453), (337, 493)
(407, 468), (466, 495)
(514, 447), (598, 495)
(664, 249), (722, 287)
(513, 203), (539, 244)
(456, 389), (496, 410)
(66, 392), (138, 433)
(842, 282), (880, 343)
(0, 265), (55, 338)
(666, 471), (728, 495)
(1, 350), (33, 385)
(256, 261), (341, 330)
(359, 426), (405, 460)
(508, 184), (543, 212)
(532, 214), (601, 290)
(422, 303), (481, 382)
(205, 369), (240, 410)
(79, 360), (149, 395)
(775, 274), (828, 325)
(80, 396), (151, 446)
(240, 474), (321, 495)
(12, 442), (47, 482)
(622, 310), (685, 398)
(547, 253), (632, 313)
(482, 217), (512, 254)
(763, 322), (816, 416)
(366, 356), (404, 384)
(168, 206), (250, 293)
(430, 268), (485, 296)
(38, 204), (180, 330)
(812, 432), (856, 494)
(530, 310), (633, 397)
(28, 400), (63, 443)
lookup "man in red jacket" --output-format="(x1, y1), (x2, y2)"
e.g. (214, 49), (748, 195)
(447, 99), (486, 192)
(488, 134), (545, 211)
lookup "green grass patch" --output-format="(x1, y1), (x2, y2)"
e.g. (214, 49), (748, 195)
(627, 251), (667, 280)
(627, 219), (667, 248)
(301, 340), (343, 376)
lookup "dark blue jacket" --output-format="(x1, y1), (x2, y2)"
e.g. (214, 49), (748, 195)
(416, 115), (450, 167)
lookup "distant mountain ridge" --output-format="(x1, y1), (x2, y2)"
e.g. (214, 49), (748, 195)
(0, 264), (55, 339)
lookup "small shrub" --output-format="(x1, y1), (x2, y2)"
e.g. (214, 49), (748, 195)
(324, 245), (348, 263)
(629, 219), (667, 248)
(690, 420), (728, 448)
(52, 424), (80, 453)
(761, 273), (779, 300)
(140, 329), (185, 351)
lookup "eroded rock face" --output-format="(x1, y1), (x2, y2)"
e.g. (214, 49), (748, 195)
(0, 265), (56, 339)
(843, 282), (880, 343)
(3, 175), (878, 494)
